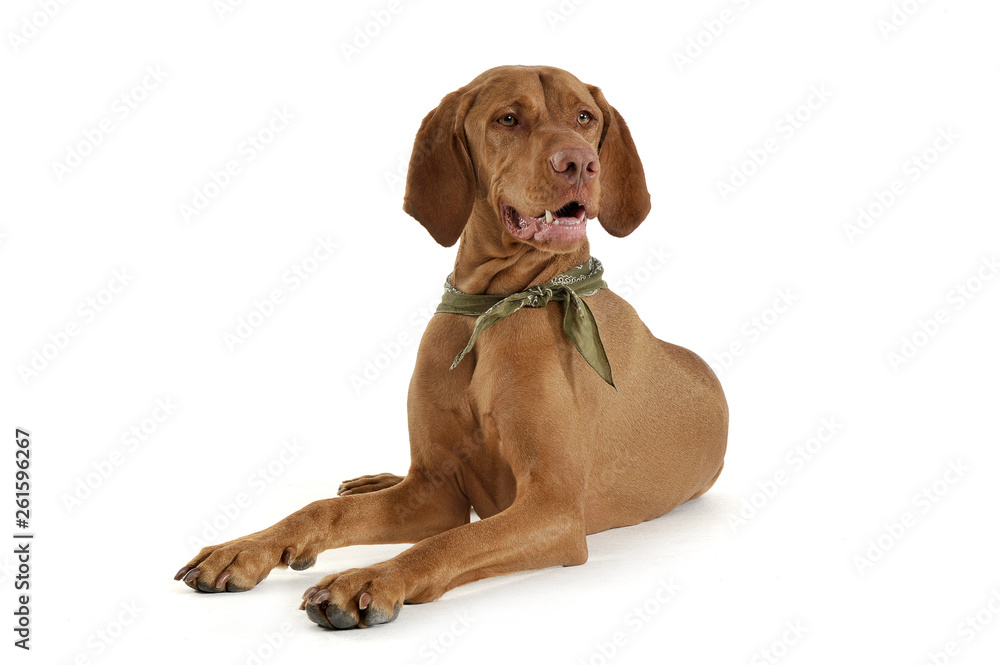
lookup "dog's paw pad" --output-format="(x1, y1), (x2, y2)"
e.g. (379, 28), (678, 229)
(363, 603), (401, 627)
(300, 570), (403, 629)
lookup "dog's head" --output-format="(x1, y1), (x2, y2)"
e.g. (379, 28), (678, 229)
(403, 65), (650, 253)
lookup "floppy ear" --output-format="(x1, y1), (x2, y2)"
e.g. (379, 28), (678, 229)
(588, 86), (651, 237)
(403, 89), (476, 247)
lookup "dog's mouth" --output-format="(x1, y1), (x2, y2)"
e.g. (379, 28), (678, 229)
(500, 200), (589, 244)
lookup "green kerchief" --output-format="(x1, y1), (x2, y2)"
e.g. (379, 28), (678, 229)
(436, 257), (616, 390)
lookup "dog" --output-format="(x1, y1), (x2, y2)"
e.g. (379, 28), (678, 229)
(175, 65), (728, 630)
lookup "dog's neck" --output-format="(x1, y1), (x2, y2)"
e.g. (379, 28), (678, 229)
(451, 199), (591, 295)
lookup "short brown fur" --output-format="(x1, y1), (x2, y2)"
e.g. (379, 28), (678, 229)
(176, 66), (728, 630)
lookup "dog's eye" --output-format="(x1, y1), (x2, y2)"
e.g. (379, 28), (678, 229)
(498, 114), (518, 127)
(578, 112), (592, 125)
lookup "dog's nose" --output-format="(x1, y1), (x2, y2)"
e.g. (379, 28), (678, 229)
(550, 147), (599, 185)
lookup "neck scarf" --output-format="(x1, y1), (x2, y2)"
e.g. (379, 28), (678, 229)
(436, 257), (616, 389)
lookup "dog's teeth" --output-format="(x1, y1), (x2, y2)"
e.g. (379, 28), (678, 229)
(518, 218), (527, 228)
(545, 210), (554, 224)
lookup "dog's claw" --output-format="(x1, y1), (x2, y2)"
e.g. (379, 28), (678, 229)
(176, 536), (321, 594)
(359, 592), (371, 611)
(303, 586), (320, 601)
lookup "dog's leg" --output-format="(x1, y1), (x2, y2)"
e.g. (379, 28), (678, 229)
(337, 473), (405, 496)
(301, 464), (589, 628)
(174, 470), (468, 593)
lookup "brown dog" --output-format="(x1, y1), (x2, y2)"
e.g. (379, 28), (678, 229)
(175, 65), (728, 630)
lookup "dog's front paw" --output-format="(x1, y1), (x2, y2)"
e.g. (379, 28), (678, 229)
(174, 535), (317, 593)
(300, 564), (405, 629)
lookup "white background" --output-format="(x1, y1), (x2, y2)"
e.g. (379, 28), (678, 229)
(2, 0), (999, 663)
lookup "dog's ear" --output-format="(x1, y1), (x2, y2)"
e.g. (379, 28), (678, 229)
(403, 88), (476, 247)
(588, 86), (651, 238)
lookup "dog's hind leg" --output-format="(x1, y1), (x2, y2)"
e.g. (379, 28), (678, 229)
(687, 462), (724, 502)
(338, 473), (404, 496)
